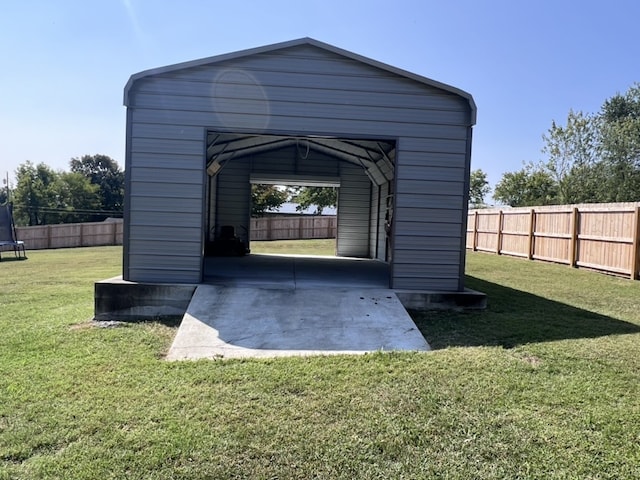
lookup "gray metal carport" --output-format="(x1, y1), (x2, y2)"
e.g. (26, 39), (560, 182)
(120, 37), (477, 293)
(95, 38), (486, 324)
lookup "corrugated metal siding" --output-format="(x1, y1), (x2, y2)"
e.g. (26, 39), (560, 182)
(391, 136), (468, 289)
(369, 184), (380, 258)
(126, 122), (204, 283)
(367, 181), (391, 261)
(336, 163), (371, 257)
(125, 43), (472, 290)
(207, 176), (217, 242)
(127, 46), (471, 138)
(216, 146), (341, 243)
(214, 159), (250, 236)
(249, 145), (341, 178)
(378, 182), (390, 261)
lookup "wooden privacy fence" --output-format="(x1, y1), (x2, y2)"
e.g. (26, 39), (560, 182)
(467, 203), (640, 280)
(14, 216), (335, 251)
(250, 215), (337, 241)
(16, 220), (124, 250)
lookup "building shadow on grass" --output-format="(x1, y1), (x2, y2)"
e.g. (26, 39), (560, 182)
(411, 276), (640, 350)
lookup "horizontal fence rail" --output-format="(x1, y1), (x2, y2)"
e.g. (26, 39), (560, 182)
(467, 203), (640, 280)
(12, 215), (337, 251)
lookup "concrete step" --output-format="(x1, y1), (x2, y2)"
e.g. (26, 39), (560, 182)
(166, 285), (430, 360)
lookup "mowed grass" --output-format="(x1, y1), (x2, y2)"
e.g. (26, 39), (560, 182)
(249, 238), (336, 256)
(1, 244), (639, 479)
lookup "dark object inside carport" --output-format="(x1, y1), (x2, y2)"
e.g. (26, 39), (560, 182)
(207, 225), (249, 256)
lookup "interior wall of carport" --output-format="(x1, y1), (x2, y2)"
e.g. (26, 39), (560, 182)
(206, 145), (389, 260)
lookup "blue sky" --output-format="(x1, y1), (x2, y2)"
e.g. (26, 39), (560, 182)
(1, 0), (638, 200)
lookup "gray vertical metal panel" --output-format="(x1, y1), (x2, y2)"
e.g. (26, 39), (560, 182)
(126, 123), (205, 283)
(369, 183), (379, 258)
(122, 108), (133, 281)
(377, 182), (390, 261)
(367, 181), (390, 262)
(198, 129), (207, 282)
(248, 145), (341, 178)
(207, 175), (217, 243)
(457, 126), (474, 291)
(214, 159), (250, 236)
(336, 163), (371, 257)
(391, 137), (468, 290)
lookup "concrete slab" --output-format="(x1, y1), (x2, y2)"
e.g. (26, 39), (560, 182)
(94, 254), (485, 327)
(166, 285), (430, 360)
(203, 254), (390, 289)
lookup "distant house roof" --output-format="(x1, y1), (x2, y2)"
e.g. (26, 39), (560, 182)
(124, 37), (476, 125)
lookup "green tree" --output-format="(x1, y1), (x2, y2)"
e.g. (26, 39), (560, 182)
(13, 161), (103, 225)
(251, 184), (289, 217)
(601, 84), (640, 122)
(291, 186), (337, 215)
(493, 165), (557, 207)
(541, 110), (599, 204)
(597, 83), (640, 201)
(56, 172), (101, 223)
(0, 179), (9, 204)
(70, 154), (124, 219)
(13, 161), (61, 225)
(469, 169), (490, 207)
(538, 84), (640, 204)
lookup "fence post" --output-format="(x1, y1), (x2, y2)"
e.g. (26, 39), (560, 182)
(47, 225), (52, 249)
(496, 210), (503, 255)
(569, 207), (579, 268)
(472, 211), (479, 251)
(528, 209), (535, 260)
(631, 206), (640, 280)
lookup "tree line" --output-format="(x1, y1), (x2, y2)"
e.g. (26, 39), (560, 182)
(1, 154), (335, 226)
(4, 155), (124, 226)
(492, 83), (640, 207)
(251, 185), (337, 216)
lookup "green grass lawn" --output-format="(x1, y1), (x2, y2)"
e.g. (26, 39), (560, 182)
(249, 238), (336, 256)
(1, 245), (639, 479)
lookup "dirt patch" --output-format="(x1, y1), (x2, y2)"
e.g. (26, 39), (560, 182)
(70, 320), (127, 330)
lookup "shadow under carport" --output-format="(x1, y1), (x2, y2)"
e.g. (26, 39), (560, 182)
(203, 253), (390, 289)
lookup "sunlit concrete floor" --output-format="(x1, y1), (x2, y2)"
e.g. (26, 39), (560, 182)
(166, 254), (430, 360)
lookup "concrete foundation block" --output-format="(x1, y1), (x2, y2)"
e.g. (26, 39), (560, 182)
(94, 277), (197, 322)
(394, 288), (487, 311)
